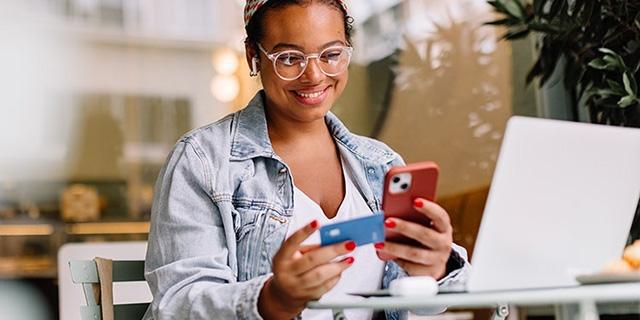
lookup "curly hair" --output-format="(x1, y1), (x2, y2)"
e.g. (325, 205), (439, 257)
(245, 0), (354, 51)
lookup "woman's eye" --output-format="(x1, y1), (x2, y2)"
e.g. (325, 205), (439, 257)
(321, 51), (343, 63)
(278, 54), (304, 66)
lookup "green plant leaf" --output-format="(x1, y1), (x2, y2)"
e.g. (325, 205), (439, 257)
(606, 79), (627, 95)
(484, 17), (519, 26)
(502, 0), (526, 19)
(618, 95), (639, 108)
(528, 22), (561, 33)
(502, 27), (530, 40)
(533, 0), (545, 14)
(588, 88), (618, 98)
(588, 58), (614, 70)
(602, 55), (622, 69)
(623, 72), (638, 96)
(598, 48), (617, 56)
(598, 48), (627, 70)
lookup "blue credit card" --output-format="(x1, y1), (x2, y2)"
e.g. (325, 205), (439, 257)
(319, 213), (384, 246)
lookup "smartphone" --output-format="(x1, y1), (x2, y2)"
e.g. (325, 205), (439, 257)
(381, 161), (439, 253)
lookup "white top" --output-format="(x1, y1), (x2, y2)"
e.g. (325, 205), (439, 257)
(285, 163), (385, 320)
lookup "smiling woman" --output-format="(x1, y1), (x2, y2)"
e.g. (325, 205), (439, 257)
(142, 1), (470, 320)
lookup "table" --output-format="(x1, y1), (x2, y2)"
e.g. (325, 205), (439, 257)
(307, 283), (640, 320)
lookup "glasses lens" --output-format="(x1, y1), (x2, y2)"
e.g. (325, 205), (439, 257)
(318, 47), (351, 76)
(274, 51), (306, 80)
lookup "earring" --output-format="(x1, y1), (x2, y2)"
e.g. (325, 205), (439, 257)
(249, 57), (259, 77)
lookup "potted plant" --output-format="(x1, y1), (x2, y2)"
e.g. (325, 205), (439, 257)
(485, 0), (640, 241)
(486, 0), (639, 126)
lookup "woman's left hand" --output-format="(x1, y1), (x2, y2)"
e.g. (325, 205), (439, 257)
(375, 198), (453, 280)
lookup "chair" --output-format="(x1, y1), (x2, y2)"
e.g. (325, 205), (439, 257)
(58, 242), (151, 320)
(69, 258), (149, 320)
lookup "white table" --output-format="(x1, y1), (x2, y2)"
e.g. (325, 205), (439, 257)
(307, 283), (640, 320)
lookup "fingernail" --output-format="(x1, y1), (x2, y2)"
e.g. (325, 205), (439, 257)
(310, 220), (318, 229)
(345, 241), (356, 251)
(344, 256), (355, 264)
(384, 219), (396, 229)
(413, 198), (424, 208)
(374, 242), (385, 250)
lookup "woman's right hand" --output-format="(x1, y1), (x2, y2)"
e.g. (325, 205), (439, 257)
(258, 220), (356, 319)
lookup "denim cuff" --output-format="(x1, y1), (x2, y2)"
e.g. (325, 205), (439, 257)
(237, 273), (272, 320)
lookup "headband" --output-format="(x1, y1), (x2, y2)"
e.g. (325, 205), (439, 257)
(244, 0), (348, 26)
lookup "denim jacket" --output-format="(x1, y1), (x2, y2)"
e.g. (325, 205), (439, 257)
(143, 91), (470, 320)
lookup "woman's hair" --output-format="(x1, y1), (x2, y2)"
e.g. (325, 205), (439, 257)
(245, 0), (354, 51)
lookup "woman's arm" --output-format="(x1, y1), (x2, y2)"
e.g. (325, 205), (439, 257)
(144, 139), (268, 320)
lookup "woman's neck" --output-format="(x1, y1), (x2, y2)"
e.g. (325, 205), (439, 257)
(265, 106), (332, 147)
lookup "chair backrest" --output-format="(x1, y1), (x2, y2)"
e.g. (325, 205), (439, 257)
(58, 242), (151, 320)
(69, 259), (149, 320)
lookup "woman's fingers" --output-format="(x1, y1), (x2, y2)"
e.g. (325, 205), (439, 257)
(384, 218), (450, 250)
(376, 241), (439, 263)
(412, 198), (451, 233)
(277, 220), (319, 259)
(289, 240), (356, 274)
(298, 257), (354, 289)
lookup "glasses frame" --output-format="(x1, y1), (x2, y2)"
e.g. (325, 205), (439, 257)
(257, 43), (354, 81)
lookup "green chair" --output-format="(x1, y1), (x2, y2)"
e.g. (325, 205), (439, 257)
(69, 258), (150, 320)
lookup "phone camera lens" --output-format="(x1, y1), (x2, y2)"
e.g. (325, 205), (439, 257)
(393, 177), (401, 183)
(401, 183), (408, 190)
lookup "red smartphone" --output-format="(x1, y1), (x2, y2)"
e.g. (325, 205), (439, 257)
(381, 161), (439, 257)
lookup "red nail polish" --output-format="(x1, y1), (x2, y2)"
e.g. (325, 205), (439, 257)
(344, 256), (355, 264)
(310, 220), (318, 229)
(374, 242), (385, 250)
(384, 219), (396, 229)
(414, 198), (424, 208)
(345, 241), (356, 251)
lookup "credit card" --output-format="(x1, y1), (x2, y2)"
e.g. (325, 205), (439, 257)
(319, 213), (384, 246)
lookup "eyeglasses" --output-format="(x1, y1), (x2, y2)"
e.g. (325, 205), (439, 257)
(257, 43), (353, 81)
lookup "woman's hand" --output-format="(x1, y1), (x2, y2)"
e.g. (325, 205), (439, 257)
(258, 220), (356, 319)
(375, 198), (453, 280)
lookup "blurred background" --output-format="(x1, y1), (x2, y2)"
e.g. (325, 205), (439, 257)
(0, 0), (543, 319)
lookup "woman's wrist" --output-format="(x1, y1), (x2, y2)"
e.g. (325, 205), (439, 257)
(258, 277), (303, 320)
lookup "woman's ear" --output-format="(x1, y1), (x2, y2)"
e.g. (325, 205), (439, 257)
(245, 41), (259, 77)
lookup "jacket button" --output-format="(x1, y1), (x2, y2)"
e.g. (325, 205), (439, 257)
(367, 168), (375, 175)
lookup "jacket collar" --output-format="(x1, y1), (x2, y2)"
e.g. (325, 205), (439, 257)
(230, 90), (395, 164)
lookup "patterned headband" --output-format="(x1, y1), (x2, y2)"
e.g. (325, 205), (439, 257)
(244, 0), (348, 26)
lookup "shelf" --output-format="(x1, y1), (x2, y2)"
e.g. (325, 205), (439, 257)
(65, 221), (150, 235)
(0, 224), (55, 236)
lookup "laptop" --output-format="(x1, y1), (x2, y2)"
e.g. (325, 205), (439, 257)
(465, 116), (640, 292)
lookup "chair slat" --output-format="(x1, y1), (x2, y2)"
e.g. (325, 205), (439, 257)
(80, 305), (101, 320)
(71, 259), (149, 320)
(114, 303), (150, 319)
(70, 260), (99, 283)
(70, 260), (146, 282)
(113, 261), (146, 282)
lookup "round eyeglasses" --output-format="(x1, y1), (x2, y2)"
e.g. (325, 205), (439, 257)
(257, 43), (353, 81)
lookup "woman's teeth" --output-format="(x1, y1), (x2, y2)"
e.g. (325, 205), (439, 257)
(296, 90), (324, 98)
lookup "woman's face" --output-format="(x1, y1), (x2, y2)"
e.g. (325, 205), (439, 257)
(252, 3), (349, 123)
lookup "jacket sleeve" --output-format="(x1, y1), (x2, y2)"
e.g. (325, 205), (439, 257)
(143, 139), (268, 320)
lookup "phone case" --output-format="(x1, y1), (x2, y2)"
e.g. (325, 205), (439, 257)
(382, 161), (439, 248)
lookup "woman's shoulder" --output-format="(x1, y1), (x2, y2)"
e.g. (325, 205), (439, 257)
(170, 112), (238, 162)
(341, 132), (404, 166)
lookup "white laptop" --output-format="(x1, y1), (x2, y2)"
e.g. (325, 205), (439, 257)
(466, 116), (640, 292)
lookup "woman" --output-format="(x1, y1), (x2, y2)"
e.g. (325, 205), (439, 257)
(143, 1), (470, 319)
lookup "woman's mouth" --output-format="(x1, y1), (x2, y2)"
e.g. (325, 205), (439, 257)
(291, 87), (329, 105)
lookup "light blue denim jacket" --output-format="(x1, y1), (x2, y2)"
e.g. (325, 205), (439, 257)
(143, 91), (470, 320)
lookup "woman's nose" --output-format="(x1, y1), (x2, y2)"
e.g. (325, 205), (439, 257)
(299, 58), (324, 83)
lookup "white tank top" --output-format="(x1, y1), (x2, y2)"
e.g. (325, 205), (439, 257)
(285, 163), (385, 320)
